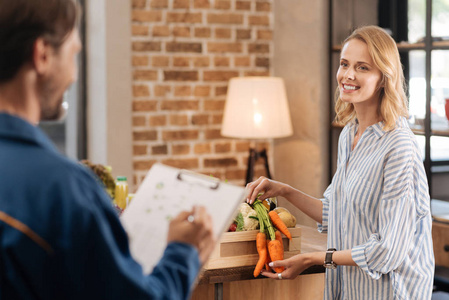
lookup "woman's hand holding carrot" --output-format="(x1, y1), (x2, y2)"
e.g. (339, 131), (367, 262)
(261, 253), (317, 280)
(246, 176), (291, 205)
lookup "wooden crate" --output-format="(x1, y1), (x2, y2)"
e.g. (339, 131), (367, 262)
(203, 226), (301, 270)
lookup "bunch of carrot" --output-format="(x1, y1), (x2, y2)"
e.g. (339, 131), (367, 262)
(252, 199), (292, 277)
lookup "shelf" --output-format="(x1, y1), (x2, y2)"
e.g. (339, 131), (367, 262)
(332, 41), (449, 53)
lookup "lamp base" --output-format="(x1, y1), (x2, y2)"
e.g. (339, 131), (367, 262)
(245, 148), (272, 185)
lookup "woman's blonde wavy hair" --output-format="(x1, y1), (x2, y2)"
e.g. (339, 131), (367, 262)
(334, 25), (408, 131)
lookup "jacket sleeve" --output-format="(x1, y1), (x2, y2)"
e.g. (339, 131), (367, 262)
(49, 166), (201, 300)
(351, 138), (417, 279)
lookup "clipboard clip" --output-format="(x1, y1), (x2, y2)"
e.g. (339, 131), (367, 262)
(177, 170), (220, 190)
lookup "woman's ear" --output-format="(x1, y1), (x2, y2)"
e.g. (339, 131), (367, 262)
(32, 38), (53, 75)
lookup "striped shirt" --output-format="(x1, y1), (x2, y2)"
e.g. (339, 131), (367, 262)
(318, 117), (434, 299)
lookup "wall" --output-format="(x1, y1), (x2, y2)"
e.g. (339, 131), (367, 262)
(130, 0), (274, 187)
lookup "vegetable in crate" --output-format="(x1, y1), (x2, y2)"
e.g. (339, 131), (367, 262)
(273, 207), (296, 228)
(235, 203), (259, 231)
(80, 160), (115, 200)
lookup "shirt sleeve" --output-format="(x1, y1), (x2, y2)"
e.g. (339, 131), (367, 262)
(49, 166), (201, 300)
(351, 138), (416, 279)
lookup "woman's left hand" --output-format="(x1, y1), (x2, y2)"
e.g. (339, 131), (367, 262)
(261, 253), (315, 280)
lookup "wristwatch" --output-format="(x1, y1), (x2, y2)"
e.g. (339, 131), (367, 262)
(323, 248), (337, 269)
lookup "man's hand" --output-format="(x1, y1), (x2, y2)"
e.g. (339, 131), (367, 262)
(167, 206), (215, 265)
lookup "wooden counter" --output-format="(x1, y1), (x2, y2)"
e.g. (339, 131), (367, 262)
(191, 225), (327, 300)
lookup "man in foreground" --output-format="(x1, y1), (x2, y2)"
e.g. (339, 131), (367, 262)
(0, 0), (215, 299)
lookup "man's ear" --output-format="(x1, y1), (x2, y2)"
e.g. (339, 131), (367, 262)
(32, 38), (53, 75)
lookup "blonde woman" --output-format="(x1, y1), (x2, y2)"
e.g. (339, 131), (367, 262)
(246, 26), (434, 299)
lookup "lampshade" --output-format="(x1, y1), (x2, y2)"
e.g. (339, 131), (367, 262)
(221, 77), (293, 139)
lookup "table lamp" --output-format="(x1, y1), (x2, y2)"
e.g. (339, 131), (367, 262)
(221, 77), (293, 184)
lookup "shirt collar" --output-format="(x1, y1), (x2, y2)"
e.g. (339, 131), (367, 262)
(352, 116), (408, 140)
(0, 112), (59, 154)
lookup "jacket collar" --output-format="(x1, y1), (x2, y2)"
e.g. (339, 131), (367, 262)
(0, 112), (59, 154)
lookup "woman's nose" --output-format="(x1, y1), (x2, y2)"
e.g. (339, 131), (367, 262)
(345, 69), (355, 80)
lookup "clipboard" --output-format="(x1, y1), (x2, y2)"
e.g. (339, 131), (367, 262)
(120, 163), (247, 274)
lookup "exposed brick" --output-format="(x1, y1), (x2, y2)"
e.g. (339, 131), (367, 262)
(205, 129), (222, 139)
(249, 15), (269, 26)
(204, 99), (225, 111)
(161, 100), (199, 110)
(132, 25), (149, 36)
(234, 56), (250, 66)
(194, 86), (210, 97)
(149, 115), (167, 126)
(133, 100), (158, 111)
(173, 56), (190, 67)
(133, 70), (158, 81)
(152, 25), (170, 37)
(151, 0), (168, 8)
(132, 41), (161, 52)
(194, 27), (211, 38)
(173, 0), (189, 8)
(236, 141), (251, 152)
(248, 43), (269, 53)
(236, 1), (251, 10)
(191, 114), (209, 125)
(225, 169), (246, 180)
(256, 2), (271, 11)
(174, 85), (192, 96)
(194, 143), (211, 154)
(132, 85), (150, 97)
(204, 158), (238, 167)
(152, 144), (168, 155)
(164, 71), (198, 81)
(212, 114), (223, 124)
(257, 29), (273, 40)
(173, 26), (191, 37)
(132, 55), (149, 66)
(134, 160), (156, 170)
(214, 56), (230, 67)
(166, 42), (202, 53)
(194, 0), (210, 8)
(172, 144), (190, 155)
(207, 13), (243, 24)
(167, 12), (202, 23)
(152, 56), (169, 67)
(244, 70), (269, 76)
(133, 145), (147, 155)
(133, 116), (146, 126)
(170, 114), (188, 125)
(132, 10), (162, 22)
(208, 42), (242, 53)
(215, 0), (231, 10)
(193, 57), (210, 67)
(215, 28), (231, 39)
(204, 71), (238, 82)
(162, 130), (199, 141)
(236, 29), (251, 39)
(133, 130), (158, 141)
(215, 86), (227, 96)
(132, 0), (146, 9)
(154, 85), (171, 96)
(255, 57), (269, 68)
(215, 142), (231, 153)
(162, 158), (199, 169)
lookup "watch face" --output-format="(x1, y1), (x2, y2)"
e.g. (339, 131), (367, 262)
(324, 263), (337, 269)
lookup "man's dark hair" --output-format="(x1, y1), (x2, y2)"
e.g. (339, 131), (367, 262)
(0, 0), (80, 83)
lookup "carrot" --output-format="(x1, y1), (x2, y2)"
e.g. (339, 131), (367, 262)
(268, 239), (284, 273)
(265, 239), (272, 272)
(253, 232), (267, 277)
(269, 210), (292, 240)
(275, 230), (284, 253)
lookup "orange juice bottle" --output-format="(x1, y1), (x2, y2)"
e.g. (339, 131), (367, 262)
(115, 176), (128, 210)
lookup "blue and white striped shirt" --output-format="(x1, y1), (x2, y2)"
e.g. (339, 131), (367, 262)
(319, 117), (434, 299)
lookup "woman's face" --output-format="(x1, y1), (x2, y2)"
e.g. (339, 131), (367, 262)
(336, 39), (382, 108)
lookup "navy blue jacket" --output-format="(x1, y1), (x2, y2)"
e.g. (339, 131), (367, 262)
(0, 113), (200, 299)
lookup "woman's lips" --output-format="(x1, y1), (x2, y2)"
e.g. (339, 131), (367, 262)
(341, 83), (360, 92)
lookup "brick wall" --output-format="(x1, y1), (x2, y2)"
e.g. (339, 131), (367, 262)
(131, 0), (274, 187)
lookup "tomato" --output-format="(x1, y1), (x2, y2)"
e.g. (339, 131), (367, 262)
(228, 223), (237, 232)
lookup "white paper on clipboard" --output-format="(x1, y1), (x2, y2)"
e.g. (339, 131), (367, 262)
(120, 163), (247, 274)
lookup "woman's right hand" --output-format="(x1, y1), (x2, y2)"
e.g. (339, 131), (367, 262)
(246, 176), (289, 205)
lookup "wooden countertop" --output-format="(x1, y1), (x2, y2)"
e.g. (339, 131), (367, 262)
(197, 225), (327, 284)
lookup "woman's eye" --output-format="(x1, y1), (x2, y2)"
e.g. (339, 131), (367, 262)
(359, 65), (368, 70)
(340, 62), (348, 67)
